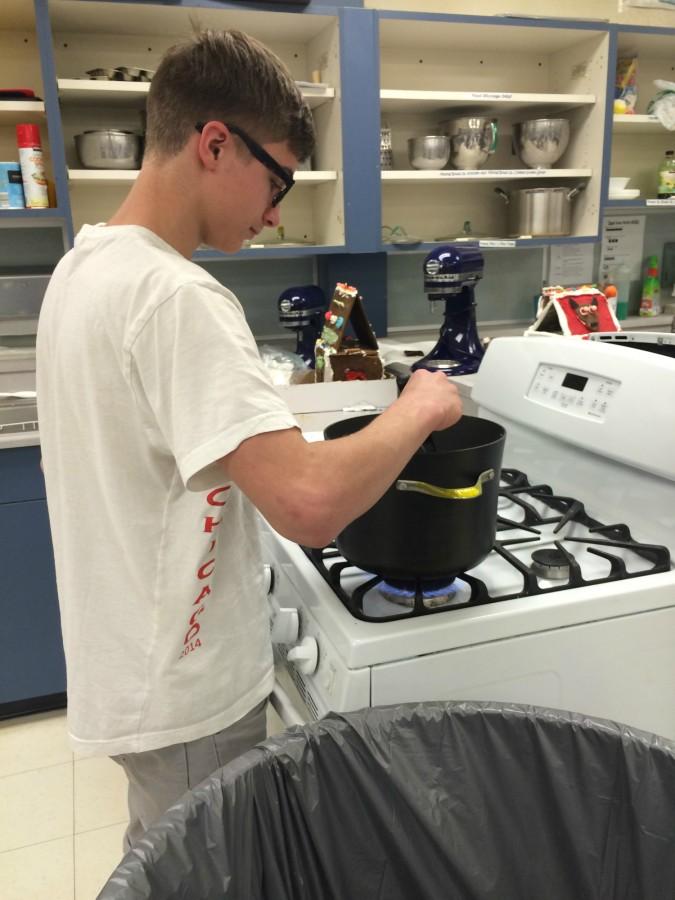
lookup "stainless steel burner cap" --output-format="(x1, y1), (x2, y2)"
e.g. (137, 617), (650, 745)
(531, 548), (570, 580)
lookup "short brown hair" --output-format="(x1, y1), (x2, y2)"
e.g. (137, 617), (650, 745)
(145, 29), (315, 161)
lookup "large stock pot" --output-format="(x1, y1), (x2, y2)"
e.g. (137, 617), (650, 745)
(323, 414), (506, 581)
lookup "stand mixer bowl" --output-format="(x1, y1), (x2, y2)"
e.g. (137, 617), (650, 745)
(408, 136), (451, 170)
(441, 117), (498, 170)
(513, 118), (570, 168)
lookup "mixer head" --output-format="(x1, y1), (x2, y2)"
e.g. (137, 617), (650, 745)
(278, 285), (327, 329)
(423, 245), (484, 298)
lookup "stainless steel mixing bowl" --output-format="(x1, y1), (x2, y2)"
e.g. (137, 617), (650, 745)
(442, 117), (498, 170)
(513, 118), (570, 169)
(407, 136), (451, 170)
(75, 130), (142, 169)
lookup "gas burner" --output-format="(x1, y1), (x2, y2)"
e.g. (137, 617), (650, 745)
(531, 548), (571, 581)
(378, 578), (458, 608)
(303, 469), (671, 623)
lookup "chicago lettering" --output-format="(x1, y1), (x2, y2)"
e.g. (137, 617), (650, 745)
(179, 485), (230, 659)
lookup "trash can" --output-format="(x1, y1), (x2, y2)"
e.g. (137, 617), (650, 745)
(98, 701), (675, 900)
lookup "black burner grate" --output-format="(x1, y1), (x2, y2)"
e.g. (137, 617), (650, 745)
(303, 468), (671, 623)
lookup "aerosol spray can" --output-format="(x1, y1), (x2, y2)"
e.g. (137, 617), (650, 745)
(16, 124), (49, 208)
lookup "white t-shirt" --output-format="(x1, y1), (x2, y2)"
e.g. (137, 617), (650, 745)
(36, 224), (298, 756)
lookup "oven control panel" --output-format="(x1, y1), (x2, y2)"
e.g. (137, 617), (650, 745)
(527, 364), (621, 420)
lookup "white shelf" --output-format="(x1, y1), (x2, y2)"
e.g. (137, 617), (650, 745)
(57, 78), (334, 109)
(0, 101), (45, 125)
(613, 114), (667, 134)
(382, 169), (592, 184)
(380, 90), (595, 115)
(68, 168), (338, 185)
(57, 79), (149, 107)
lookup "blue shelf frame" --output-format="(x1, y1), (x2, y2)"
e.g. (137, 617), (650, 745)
(33, 0), (75, 246)
(0, 208), (67, 220)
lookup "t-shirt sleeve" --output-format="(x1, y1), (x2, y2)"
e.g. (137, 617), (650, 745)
(127, 281), (298, 491)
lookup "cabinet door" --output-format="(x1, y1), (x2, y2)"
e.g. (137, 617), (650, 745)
(0, 498), (66, 708)
(0, 446), (45, 505)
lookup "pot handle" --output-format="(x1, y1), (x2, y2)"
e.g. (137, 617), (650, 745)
(494, 187), (509, 205)
(396, 468), (495, 500)
(488, 120), (498, 155)
(566, 182), (587, 202)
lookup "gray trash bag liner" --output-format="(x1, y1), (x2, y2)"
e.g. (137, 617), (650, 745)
(99, 700), (675, 900)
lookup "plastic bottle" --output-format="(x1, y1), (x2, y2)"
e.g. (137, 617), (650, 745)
(602, 271), (618, 315)
(615, 263), (631, 320)
(658, 150), (675, 199)
(604, 285), (618, 315)
(16, 124), (49, 208)
(640, 254), (662, 317)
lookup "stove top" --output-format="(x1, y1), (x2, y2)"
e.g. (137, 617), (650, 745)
(304, 468), (672, 623)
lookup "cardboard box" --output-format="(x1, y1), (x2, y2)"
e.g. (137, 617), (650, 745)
(275, 377), (397, 432)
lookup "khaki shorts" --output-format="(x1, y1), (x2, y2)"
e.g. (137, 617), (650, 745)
(113, 698), (268, 850)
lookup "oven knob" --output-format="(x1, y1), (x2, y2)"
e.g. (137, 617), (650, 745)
(287, 636), (319, 675)
(263, 564), (275, 595)
(270, 607), (299, 644)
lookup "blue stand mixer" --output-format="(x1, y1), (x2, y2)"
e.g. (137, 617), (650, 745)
(277, 285), (327, 368)
(412, 245), (486, 376)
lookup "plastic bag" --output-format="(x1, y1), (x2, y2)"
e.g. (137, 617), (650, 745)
(648, 79), (675, 130)
(258, 344), (311, 385)
(98, 701), (675, 900)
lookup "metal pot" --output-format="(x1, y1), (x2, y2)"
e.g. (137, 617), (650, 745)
(323, 414), (506, 581)
(74, 130), (143, 170)
(495, 184), (585, 237)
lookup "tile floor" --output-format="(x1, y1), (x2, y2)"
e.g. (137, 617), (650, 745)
(0, 705), (287, 899)
(0, 709), (128, 899)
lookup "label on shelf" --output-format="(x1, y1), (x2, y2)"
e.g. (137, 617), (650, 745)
(469, 92), (514, 100)
(479, 239), (517, 248)
(646, 199), (675, 206)
(438, 169), (548, 178)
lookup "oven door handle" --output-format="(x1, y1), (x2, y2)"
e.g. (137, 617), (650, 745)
(270, 678), (307, 727)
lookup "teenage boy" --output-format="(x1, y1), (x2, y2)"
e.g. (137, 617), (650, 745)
(36, 29), (462, 847)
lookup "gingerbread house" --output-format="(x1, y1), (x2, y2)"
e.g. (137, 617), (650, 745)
(314, 283), (384, 382)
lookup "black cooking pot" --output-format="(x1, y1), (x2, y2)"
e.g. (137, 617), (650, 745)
(324, 414), (506, 581)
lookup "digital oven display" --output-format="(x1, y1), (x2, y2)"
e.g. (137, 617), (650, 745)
(562, 373), (588, 392)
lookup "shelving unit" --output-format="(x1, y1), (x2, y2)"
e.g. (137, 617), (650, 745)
(57, 77), (335, 110)
(381, 90), (595, 115)
(382, 168), (592, 184)
(49, 0), (345, 249)
(378, 15), (608, 247)
(67, 168), (338, 186)
(0, 101), (45, 125)
(609, 29), (675, 204)
(0, 1), (64, 232)
(613, 114), (664, 134)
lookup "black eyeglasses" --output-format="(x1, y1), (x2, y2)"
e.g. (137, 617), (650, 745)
(195, 121), (294, 207)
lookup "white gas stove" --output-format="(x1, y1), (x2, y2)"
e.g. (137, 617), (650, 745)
(264, 336), (675, 739)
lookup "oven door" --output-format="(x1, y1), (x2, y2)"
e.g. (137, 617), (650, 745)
(369, 606), (675, 740)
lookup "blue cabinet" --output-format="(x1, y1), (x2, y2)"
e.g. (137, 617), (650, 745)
(0, 448), (66, 717)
